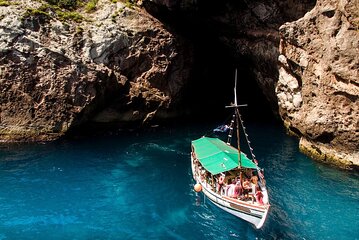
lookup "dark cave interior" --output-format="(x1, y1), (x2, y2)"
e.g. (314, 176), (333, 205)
(183, 40), (274, 122)
(144, 1), (276, 123)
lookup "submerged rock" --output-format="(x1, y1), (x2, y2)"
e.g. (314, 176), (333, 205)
(0, 0), (192, 141)
(277, 0), (359, 167)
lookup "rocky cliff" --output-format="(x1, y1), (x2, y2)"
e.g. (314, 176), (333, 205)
(0, 0), (192, 141)
(1, 0), (358, 168)
(276, 0), (359, 167)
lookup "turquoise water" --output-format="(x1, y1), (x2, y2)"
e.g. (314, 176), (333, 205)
(0, 122), (358, 240)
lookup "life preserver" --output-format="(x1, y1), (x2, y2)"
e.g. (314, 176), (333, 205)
(218, 176), (224, 185)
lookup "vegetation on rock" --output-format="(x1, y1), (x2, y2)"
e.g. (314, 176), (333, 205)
(44, 0), (78, 10)
(22, 2), (85, 22)
(56, 9), (84, 22)
(24, 7), (50, 18)
(0, 0), (21, 6)
(0, 0), (10, 6)
(85, 0), (98, 12)
(20, 0), (136, 22)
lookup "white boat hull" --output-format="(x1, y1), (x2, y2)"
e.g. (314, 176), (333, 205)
(191, 156), (270, 229)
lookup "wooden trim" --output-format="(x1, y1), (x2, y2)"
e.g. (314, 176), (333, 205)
(223, 196), (267, 211)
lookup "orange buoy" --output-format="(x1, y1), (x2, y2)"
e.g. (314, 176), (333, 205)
(194, 183), (202, 192)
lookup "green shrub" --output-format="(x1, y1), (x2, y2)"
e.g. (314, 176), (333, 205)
(24, 7), (51, 18)
(56, 10), (83, 22)
(124, 0), (135, 9)
(37, 3), (56, 12)
(85, 0), (98, 12)
(45, 0), (78, 10)
(0, 1), (10, 6)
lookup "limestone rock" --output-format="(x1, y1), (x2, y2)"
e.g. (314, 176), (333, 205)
(0, 0), (192, 141)
(277, 0), (359, 167)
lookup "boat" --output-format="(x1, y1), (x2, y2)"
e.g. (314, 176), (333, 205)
(190, 70), (270, 229)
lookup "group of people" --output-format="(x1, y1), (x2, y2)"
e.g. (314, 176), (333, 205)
(192, 152), (264, 205)
(217, 173), (264, 205)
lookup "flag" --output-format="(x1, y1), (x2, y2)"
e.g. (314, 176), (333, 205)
(213, 124), (230, 133)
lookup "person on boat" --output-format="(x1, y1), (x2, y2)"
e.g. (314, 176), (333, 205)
(248, 175), (260, 203)
(250, 176), (258, 190)
(258, 170), (266, 187)
(206, 172), (212, 185)
(225, 179), (233, 197)
(251, 175), (264, 204)
(242, 177), (251, 199)
(226, 178), (242, 198)
(233, 179), (242, 198)
(244, 168), (253, 179)
(235, 176), (241, 184)
(243, 177), (250, 187)
(199, 167), (206, 182)
(193, 157), (200, 176)
(216, 174), (225, 193)
(255, 190), (264, 205)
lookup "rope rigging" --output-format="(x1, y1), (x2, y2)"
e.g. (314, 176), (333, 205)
(237, 112), (257, 164)
(226, 114), (236, 145)
(237, 111), (266, 185)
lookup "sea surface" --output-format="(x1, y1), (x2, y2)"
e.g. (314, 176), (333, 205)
(0, 121), (358, 240)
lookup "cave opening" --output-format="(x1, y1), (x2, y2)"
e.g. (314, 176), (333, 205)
(182, 40), (275, 123)
(144, 2), (276, 124)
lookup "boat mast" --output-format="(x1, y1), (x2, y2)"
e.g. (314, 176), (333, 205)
(234, 69), (238, 107)
(226, 69), (246, 168)
(226, 70), (265, 186)
(234, 69), (241, 169)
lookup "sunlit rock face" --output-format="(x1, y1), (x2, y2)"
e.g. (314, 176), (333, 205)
(276, 0), (359, 167)
(0, 1), (192, 141)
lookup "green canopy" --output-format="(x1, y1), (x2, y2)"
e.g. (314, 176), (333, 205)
(191, 137), (257, 175)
